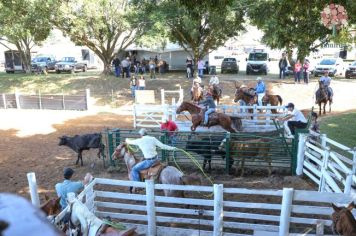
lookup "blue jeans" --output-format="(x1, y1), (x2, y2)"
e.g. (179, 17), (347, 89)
(115, 67), (121, 77)
(131, 157), (158, 181)
(198, 69), (203, 77)
(131, 86), (136, 97)
(204, 108), (215, 125)
(139, 86), (145, 90)
(279, 68), (285, 79)
(123, 67), (130, 78)
(295, 71), (301, 82)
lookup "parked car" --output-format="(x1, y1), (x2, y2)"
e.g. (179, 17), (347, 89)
(246, 50), (270, 75)
(31, 56), (56, 72)
(313, 58), (345, 77)
(55, 57), (87, 73)
(221, 57), (239, 74)
(345, 61), (356, 79)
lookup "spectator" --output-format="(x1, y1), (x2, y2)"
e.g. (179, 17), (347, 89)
(303, 59), (310, 84)
(186, 57), (193, 79)
(204, 61), (209, 74)
(255, 77), (266, 106)
(160, 118), (178, 145)
(158, 60), (165, 74)
(276, 103), (307, 138)
(294, 60), (302, 84)
(130, 75), (137, 98)
(138, 75), (146, 90)
(278, 53), (288, 79)
(121, 57), (131, 78)
(149, 58), (156, 79)
(134, 61), (141, 75)
(141, 58), (147, 74)
(55, 168), (91, 209)
(198, 59), (204, 77)
(112, 56), (121, 78)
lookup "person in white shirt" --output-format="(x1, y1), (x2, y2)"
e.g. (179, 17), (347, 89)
(125, 128), (177, 182)
(276, 103), (307, 138)
(209, 75), (219, 86)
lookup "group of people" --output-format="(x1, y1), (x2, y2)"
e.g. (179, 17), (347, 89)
(278, 53), (310, 84)
(186, 57), (209, 79)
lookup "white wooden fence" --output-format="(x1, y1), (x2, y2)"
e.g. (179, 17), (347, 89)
(296, 131), (356, 194)
(161, 87), (184, 105)
(28, 176), (356, 236)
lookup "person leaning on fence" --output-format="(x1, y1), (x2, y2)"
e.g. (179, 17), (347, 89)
(198, 91), (216, 126)
(55, 168), (92, 209)
(275, 103), (307, 139)
(160, 118), (178, 145)
(125, 128), (177, 182)
(129, 75), (137, 98)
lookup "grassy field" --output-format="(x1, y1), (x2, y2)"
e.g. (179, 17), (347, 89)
(320, 111), (356, 148)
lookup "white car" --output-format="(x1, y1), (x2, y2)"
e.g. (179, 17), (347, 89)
(313, 57), (345, 77)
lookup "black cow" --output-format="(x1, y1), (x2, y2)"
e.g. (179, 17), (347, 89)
(58, 133), (105, 166)
(185, 136), (226, 171)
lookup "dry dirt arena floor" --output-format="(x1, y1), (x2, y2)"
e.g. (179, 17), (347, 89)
(1, 74), (356, 203)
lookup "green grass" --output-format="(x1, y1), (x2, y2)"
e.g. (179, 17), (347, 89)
(320, 112), (356, 148)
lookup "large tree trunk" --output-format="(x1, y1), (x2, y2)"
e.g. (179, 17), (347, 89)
(15, 43), (32, 73)
(102, 60), (113, 75)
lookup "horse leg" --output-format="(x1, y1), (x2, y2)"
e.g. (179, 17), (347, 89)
(76, 151), (81, 165)
(203, 159), (207, 170)
(323, 102), (326, 114)
(329, 100), (331, 113)
(208, 159), (212, 172)
(319, 104), (322, 116)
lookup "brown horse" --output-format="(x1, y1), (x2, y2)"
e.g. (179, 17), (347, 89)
(262, 94), (283, 114)
(331, 202), (356, 236)
(112, 143), (201, 197)
(40, 195), (61, 216)
(176, 101), (241, 132)
(191, 86), (203, 102)
(315, 81), (332, 115)
(209, 84), (222, 104)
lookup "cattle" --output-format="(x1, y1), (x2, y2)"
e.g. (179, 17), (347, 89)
(58, 133), (105, 166)
(219, 137), (272, 176)
(331, 202), (356, 236)
(185, 136), (226, 171)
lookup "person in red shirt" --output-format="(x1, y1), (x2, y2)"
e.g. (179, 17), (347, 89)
(160, 119), (178, 145)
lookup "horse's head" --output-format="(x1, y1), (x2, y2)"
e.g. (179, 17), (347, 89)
(234, 87), (243, 103)
(111, 143), (127, 160)
(331, 202), (356, 235)
(40, 195), (61, 216)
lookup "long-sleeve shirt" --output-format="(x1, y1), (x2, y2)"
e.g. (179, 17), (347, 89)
(126, 136), (175, 159)
(55, 180), (83, 209)
(255, 81), (265, 94)
(320, 76), (331, 86)
(199, 95), (216, 108)
(209, 76), (219, 85)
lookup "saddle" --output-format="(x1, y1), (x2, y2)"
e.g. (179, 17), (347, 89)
(139, 160), (166, 181)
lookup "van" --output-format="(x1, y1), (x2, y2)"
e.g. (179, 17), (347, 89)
(246, 49), (270, 75)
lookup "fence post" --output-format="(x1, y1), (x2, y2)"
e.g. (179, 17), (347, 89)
(225, 132), (231, 174)
(85, 88), (90, 110)
(344, 172), (353, 194)
(316, 220), (324, 236)
(279, 188), (294, 236)
(319, 147), (330, 192)
(161, 89), (165, 105)
(2, 94), (7, 109)
(107, 131), (115, 166)
(213, 184), (224, 236)
(85, 182), (95, 211)
(266, 104), (271, 126)
(15, 89), (21, 109)
(146, 180), (156, 236)
(27, 172), (40, 207)
(38, 90), (42, 110)
(296, 133), (307, 175)
(133, 104), (137, 129)
(253, 104), (257, 121)
(179, 87), (184, 104)
(320, 134), (327, 148)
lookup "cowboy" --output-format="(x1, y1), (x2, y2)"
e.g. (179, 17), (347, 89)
(320, 70), (333, 98)
(191, 76), (203, 97)
(55, 168), (91, 209)
(198, 91), (216, 126)
(125, 128), (177, 182)
(276, 103), (307, 139)
(209, 75), (219, 86)
(255, 77), (266, 106)
(160, 118), (178, 145)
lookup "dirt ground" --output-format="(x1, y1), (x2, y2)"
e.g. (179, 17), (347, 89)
(1, 73), (356, 203)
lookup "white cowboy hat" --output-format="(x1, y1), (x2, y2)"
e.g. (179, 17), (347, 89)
(138, 128), (147, 136)
(256, 77), (262, 81)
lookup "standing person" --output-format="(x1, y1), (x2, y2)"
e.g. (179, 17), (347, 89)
(55, 168), (91, 209)
(320, 70), (333, 98)
(130, 75), (137, 98)
(303, 59), (310, 84)
(160, 118), (179, 145)
(198, 91), (216, 126)
(112, 56), (121, 78)
(138, 75), (146, 90)
(141, 58), (146, 74)
(125, 128), (177, 182)
(149, 58), (156, 79)
(276, 103), (307, 138)
(278, 53), (288, 79)
(255, 77), (266, 106)
(186, 57), (193, 79)
(121, 57), (131, 78)
(294, 60), (302, 83)
(197, 59), (204, 77)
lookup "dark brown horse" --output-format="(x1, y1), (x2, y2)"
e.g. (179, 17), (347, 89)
(40, 195), (61, 216)
(176, 101), (241, 132)
(315, 81), (332, 115)
(262, 94), (283, 114)
(209, 84), (222, 104)
(191, 86), (203, 103)
(331, 202), (356, 236)
(234, 83), (257, 105)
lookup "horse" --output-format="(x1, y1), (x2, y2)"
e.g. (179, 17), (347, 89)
(331, 202), (356, 236)
(191, 86), (203, 102)
(262, 94), (283, 114)
(209, 84), (222, 104)
(176, 101), (241, 133)
(315, 80), (332, 115)
(234, 83), (257, 119)
(112, 143), (201, 197)
(40, 195), (61, 216)
(65, 192), (137, 236)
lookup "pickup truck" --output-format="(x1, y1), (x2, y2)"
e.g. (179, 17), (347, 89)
(55, 57), (87, 73)
(31, 56), (57, 72)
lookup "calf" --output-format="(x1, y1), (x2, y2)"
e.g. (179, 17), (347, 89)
(185, 136), (226, 171)
(332, 202), (356, 236)
(58, 133), (105, 166)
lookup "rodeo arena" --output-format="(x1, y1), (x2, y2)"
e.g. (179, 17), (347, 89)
(1, 76), (355, 236)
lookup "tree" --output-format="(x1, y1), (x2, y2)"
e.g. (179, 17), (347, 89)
(52, 0), (148, 74)
(0, 0), (53, 72)
(135, 0), (245, 68)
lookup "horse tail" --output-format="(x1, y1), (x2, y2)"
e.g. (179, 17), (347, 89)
(277, 95), (282, 106)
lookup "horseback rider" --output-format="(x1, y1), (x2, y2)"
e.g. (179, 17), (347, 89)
(198, 91), (216, 126)
(319, 70), (333, 98)
(255, 77), (266, 106)
(125, 128), (177, 182)
(209, 75), (222, 97)
(191, 76), (203, 98)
